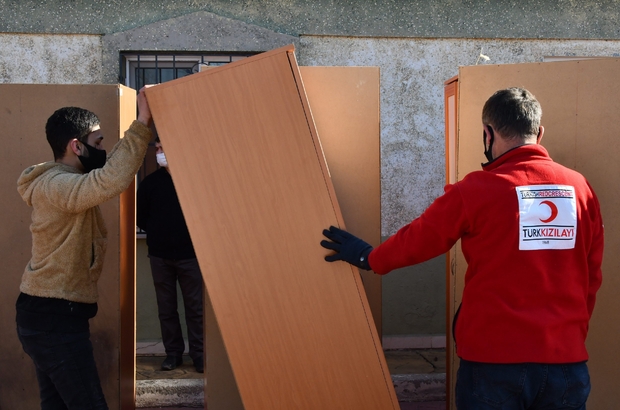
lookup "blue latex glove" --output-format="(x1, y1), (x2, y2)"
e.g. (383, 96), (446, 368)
(320, 226), (373, 271)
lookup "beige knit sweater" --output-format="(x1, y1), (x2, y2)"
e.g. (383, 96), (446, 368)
(17, 120), (152, 303)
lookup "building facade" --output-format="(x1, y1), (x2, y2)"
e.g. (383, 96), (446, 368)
(3, 0), (620, 342)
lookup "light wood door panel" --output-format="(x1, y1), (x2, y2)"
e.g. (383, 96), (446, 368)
(203, 65), (383, 409)
(300, 66), (382, 336)
(145, 46), (398, 410)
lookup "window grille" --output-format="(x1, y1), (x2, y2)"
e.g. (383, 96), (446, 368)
(120, 52), (254, 89)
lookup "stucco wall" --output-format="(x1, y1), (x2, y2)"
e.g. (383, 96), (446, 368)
(0, 34), (101, 83)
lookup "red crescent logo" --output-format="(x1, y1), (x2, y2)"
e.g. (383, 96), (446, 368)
(539, 200), (559, 223)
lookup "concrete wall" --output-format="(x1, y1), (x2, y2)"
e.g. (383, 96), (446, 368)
(4, 3), (620, 340)
(0, 34), (101, 83)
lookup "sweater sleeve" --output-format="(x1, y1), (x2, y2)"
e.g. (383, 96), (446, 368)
(44, 121), (152, 213)
(369, 183), (470, 275)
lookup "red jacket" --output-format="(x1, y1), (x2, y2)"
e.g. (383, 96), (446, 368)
(369, 144), (603, 363)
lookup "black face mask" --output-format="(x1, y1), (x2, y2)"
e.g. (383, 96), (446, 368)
(483, 126), (494, 164)
(78, 142), (107, 172)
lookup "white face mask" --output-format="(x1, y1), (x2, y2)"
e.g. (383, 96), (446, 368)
(156, 152), (168, 168)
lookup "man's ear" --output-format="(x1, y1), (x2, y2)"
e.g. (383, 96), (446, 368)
(68, 139), (83, 157)
(483, 125), (494, 146)
(536, 126), (544, 144)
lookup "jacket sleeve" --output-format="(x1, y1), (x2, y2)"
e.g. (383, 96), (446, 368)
(586, 183), (604, 317)
(44, 121), (151, 213)
(369, 183), (470, 275)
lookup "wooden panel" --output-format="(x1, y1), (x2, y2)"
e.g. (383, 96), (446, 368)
(299, 66), (382, 335)
(0, 84), (129, 409)
(118, 86), (139, 410)
(443, 76), (458, 410)
(452, 59), (620, 409)
(145, 46), (398, 409)
(570, 60), (620, 410)
(202, 65), (383, 409)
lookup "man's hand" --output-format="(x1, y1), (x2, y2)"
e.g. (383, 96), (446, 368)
(320, 226), (373, 271)
(137, 85), (154, 126)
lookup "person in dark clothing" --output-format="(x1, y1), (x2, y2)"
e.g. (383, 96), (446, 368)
(137, 138), (204, 373)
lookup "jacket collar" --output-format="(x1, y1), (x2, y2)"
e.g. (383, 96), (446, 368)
(482, 144), (551, 172)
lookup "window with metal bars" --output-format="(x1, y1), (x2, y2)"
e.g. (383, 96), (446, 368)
(120, 52), (255, 89)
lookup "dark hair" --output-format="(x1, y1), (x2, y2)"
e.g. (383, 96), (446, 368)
(482, 88), (542, 140)
(45, 107), (100, 160)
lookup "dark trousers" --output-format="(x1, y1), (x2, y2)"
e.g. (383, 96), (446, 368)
(456, 359), (590, 409)
(17, 326), (108, 410)
(149, 255), (204, 360)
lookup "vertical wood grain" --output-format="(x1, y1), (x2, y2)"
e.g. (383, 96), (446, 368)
(146, 46), (398, 410)
(119, 85), (138, 410)
(299, 66), (382, 337)
(443, 76), (458, 410)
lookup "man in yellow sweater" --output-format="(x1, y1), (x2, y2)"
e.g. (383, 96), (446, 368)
(16, 87), (153, 410)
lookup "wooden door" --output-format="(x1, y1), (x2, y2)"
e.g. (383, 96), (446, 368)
(300, 66), (382, 335)
(444, 75), (458, 410)
(145, 46), (398, 410)
(202, 65), (383, 409)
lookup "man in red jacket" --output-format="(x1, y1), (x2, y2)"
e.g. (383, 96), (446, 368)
(321, 87), (603, 410)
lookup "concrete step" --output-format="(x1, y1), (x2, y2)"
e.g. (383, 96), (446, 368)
(137, 379), (203, 408)
(135, 348), (447, 408)
(136, 373), (446, 408)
